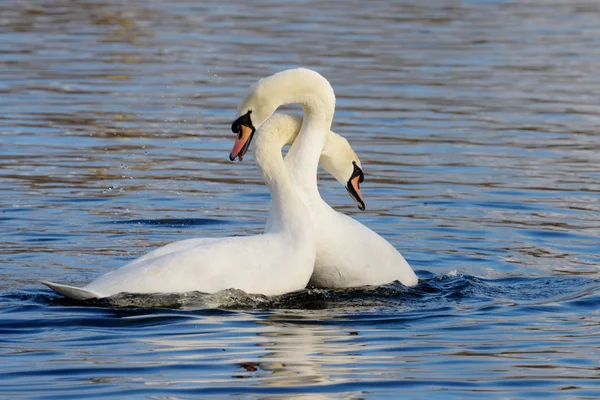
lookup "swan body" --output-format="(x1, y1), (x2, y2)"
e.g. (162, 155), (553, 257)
(42, 75), (344, 299)
(42, 67), (417, 300)
(106, 114), (358, 270)
(46, 233), (311, 299)
(233, 68), (418, 288)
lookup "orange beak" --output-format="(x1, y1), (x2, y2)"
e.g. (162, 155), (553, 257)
(229, 124), (254, 161)
(346, 161), (365, 210)
(348, 174), (365, 210)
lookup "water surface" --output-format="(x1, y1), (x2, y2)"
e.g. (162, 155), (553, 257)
(1, 0), (600, 398)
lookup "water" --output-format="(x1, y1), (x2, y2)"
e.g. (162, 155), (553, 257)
(2, 0), (600, 398)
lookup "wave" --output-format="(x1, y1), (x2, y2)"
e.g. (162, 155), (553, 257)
(16, 272), (599, 311)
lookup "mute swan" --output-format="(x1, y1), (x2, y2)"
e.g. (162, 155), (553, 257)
(41, 73), (341, 299)
(92, 114), (363, 270)
(231, 68), (419, 288)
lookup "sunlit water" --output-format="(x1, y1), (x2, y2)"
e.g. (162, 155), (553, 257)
(2, 0), (600, 398)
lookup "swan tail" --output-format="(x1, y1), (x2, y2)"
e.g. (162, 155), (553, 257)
(40, 280), (101, 300)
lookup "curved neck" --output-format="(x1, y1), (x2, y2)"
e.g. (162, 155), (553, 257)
(239, 69), (336, 207)
(267, 74), (335, 202)
(253, 130), (308, 233)
(284, 101), (330, 203)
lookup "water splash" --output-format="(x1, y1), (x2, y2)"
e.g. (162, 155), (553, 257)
(27, 273), (600, 311)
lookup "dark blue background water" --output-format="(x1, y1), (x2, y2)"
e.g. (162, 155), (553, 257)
(1, 0), (599, 398)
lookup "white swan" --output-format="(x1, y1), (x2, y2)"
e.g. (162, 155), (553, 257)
(105, 114), (361, 267)
(231, 68), (419, 288)
(41, 72), (341, 299)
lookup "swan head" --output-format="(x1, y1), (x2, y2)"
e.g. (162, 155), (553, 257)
(229, 87), (275, 162)
(230, 68), (335, 162)
(230, 110), (256, 162)
(229, 82), (273, 161)
(320, 133), (366, 210)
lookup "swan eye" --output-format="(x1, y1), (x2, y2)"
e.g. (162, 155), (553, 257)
(352, 161), (364, 183)
(231, 111), (253, 133)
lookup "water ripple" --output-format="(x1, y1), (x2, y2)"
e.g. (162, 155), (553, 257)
(2, 0), (600, 397)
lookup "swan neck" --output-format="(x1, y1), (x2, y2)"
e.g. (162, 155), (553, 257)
(254, 133), (308, 233)
(283, 98), (331, 201)
(241, 69), (336, 208)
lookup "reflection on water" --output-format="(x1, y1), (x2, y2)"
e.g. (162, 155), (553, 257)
(3, 274), (599, 398)
(1, 0), (600, 398)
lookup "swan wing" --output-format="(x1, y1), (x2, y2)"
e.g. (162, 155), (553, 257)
(131, 237), (221, 265)
(40, 280), (102, 300)
(82, 233), (313, 297)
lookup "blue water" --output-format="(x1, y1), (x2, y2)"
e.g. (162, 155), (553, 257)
(2, 0), (600, 398)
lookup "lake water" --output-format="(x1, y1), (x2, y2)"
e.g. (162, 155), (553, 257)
(2, 0), (600, 398)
